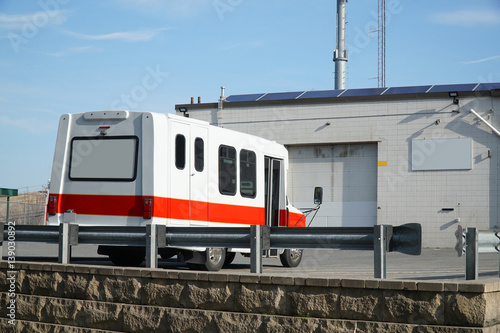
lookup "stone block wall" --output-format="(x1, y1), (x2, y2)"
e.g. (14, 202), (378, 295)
(1, 261), (500, 332)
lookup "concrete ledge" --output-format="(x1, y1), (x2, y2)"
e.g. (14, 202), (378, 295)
(2, 261), (500, 292)
(2, 261), (500, 330)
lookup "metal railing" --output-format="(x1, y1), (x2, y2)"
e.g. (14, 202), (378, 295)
(2, 217), (422, 279)
(455, 225), (500, 280)
(0, 201), (47, 225)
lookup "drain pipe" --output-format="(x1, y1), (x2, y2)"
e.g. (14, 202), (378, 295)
(470, 109), (500, 137)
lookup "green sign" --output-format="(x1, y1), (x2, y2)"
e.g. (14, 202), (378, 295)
(0, 188), (18, 197)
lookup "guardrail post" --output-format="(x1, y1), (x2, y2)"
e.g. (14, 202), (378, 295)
(262, 225), (270, 251)
(250, 225), (263, 274)
(5, 197), (10, 228)
(0, 222), (4, 247)
(58, 211), (79, 264)
(374, 224), (387, 279)
(466, 227), (478, 280)
(0, 222), (4, 261)
(146, 224), (166, 268)
(58, 223), (79, 264)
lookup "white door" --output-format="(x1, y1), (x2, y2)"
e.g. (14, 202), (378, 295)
(189, 125), (208, 226)
(264, 156), (285, 227)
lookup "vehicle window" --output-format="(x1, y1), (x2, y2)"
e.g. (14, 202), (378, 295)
(240, 149), (256, 198)
(194, 137), (204, 172)
(69, 136), (138, 181)
(175, 134), (186, 170)
(219, 145), (236, 195)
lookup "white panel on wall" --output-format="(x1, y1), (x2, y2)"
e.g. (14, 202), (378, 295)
(411, 138), (472, 171)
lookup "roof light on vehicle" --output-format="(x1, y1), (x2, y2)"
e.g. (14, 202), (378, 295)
(84, 111), (129, 120)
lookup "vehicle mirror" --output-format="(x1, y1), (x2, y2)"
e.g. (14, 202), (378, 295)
(314, 187), (323, 205)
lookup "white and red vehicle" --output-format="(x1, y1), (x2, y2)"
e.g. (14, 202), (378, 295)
(47, 111), (306, 270)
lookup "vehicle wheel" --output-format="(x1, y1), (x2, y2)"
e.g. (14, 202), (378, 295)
(279, 249), (303, 268)
(223, 251), (236, 267)
(204, 248), (226, 271)
(108, 248), (145, 267)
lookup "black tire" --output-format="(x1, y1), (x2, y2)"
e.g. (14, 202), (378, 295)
(223, 251), (236, 267)
(108, 247), (145, 267)
(279, 249), (303, 268)
(204, 248), (226, 271)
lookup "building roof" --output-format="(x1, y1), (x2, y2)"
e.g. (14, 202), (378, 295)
(175, 82), (500, 112)
(224, 82), (500, 103)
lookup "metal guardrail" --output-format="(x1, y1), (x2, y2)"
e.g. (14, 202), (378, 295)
(2, 221), (422, 279)
(455, 225), (500, 280)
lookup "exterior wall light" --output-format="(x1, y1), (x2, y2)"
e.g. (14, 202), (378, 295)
(179, 107), (189, 118)
(449, 92), (459, 105)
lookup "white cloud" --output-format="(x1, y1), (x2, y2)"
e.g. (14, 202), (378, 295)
(43, 46), (97, 57)
(431, 9), (500, 26)
(65, 28), (169, 42)
(0, 10), (68, 30)
(462, 55), (500, 65)
(0, 115), (56, 134)
(117, 0), (212, 18)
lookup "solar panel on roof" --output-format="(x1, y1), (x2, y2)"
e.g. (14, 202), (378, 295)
(224, 82), (500, 104)
(225, 93), (265, 102)
(298, 90), (345, 99)
(258, 91), (304, 101)
(342, 87), (387, 97)
(428, 83), (478, 93)
(474, 82), (500, 91)
(383, 85), (433, 95)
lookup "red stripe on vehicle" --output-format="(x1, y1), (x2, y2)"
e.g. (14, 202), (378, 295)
(276, 209), (306, 227)
(288, 211), (306, 227)
(210, 202), (265, 225)
(50, 194), (270, 225)
(52, 194), (143, 217)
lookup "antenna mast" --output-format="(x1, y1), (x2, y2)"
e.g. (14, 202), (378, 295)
(377, 0), (386, 87)
(334, 0), (348, 90)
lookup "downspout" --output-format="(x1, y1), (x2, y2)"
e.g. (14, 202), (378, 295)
(470, 109), (500, 137)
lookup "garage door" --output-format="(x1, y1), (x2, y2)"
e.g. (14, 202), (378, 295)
(287, 143), (377, 227)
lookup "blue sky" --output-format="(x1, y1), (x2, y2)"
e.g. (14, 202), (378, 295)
(1, 0), (500, 190)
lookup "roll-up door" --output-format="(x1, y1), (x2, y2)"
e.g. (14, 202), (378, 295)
(288, 143), (377, 227)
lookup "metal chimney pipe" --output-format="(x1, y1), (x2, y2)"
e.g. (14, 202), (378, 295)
(334, 0), (348, 90)
(218, 86), (225, 128)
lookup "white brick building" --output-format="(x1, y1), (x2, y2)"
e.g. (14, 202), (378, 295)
(176, 83), (500, 248)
